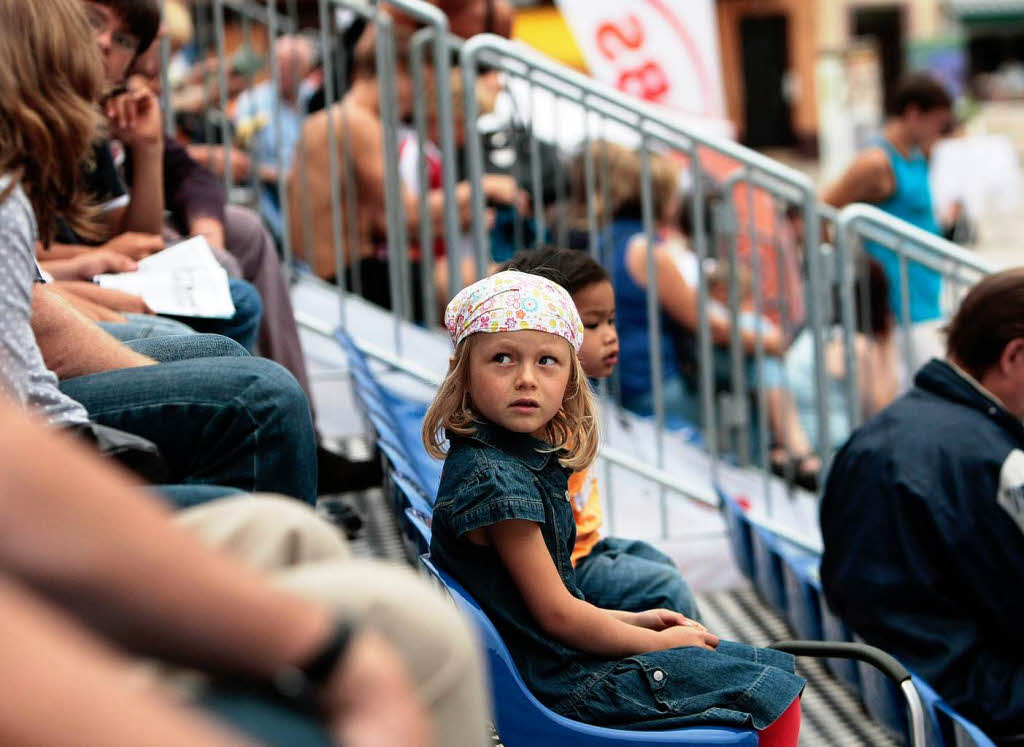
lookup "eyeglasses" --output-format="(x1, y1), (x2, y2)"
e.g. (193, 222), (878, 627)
(84, 3), (140, 54)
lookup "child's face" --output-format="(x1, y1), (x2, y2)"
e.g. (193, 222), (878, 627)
(467, 330), (572, 439)
(574, 281), (618, 379)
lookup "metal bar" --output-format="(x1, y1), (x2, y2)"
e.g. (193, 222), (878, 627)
(213, 0), (233, 195)
(410, 31), (438, 328)
(378, 2), (460, 300)
(638, 137), (667, 538)
(724, 191), (748, 464)
(317, 0), (347, 328)
(897, 244), (914, 371)
(836, 222), (860, 431)
(460, 56), (490, 278)
(527, 70), (546, 247)
(691, 148), (718, 476)
(746, 178), (770, 512)
(159, 0), (174, 134)
(373, 11), (410, 342)
(267, 0), (294, 279)
(581, 102), (599, 259)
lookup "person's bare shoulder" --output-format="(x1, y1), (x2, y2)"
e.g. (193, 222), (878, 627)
(822, 147), (895, 207)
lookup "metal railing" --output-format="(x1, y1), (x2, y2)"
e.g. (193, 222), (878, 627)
(171, 2), (994, 549)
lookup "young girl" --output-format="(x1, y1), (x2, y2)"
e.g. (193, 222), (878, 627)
(505, 246), (701, 620)
(424, 270), (803, 742)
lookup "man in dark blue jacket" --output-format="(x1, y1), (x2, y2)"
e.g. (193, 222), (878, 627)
(821, 268), (1024, 744)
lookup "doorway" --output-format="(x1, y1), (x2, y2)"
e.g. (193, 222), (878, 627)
(852, 6), (905, 109)
(739, 14), (796, 148)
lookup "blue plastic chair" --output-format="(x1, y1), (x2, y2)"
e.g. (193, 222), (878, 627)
(420, 555), (759, 746)
(403, 506), (432, 555)
(780, 552), (823, 642)
(717, 490), (755, 580)
(910, 675), (997, 747)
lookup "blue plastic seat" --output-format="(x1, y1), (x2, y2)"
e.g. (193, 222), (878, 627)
(780, 552), (823, 642)
(403, 506), (432, 555)
(717, 490), (755, 580)
(750, 526), (788, 614)
(420, 555), (759, 746)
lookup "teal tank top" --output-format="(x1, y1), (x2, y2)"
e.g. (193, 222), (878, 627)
(865, 139), (942, 323)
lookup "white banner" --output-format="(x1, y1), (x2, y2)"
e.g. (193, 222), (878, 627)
(555, 0), (730, 135)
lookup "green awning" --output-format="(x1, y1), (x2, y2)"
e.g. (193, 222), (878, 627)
(947, 0), (1024, 23)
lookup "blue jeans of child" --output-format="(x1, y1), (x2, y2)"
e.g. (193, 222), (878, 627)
(98, 314), (196, 341)
(575, 537), (701, 621)
(59, 334), (317, 503)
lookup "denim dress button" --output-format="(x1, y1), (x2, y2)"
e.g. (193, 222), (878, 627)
(652, 670), (665, 682)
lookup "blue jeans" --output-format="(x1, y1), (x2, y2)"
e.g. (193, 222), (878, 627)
(166, 276), (263, 352)
(199, 687), (331, 747)
(59, 334), (317, 503)
(575, 537), (701, 621)
(98, 314), (196, 341)
(555, 640), (803, 732)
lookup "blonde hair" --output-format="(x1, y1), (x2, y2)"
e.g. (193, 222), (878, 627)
(0, 0), (104, 246)
(569, 140), (681, 228)
(422, 334), (599, 471)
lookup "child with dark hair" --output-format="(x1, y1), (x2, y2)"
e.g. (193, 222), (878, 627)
(506, 246), (701, 619)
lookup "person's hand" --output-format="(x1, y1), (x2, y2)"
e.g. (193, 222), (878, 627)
(48, 286), (127, 323)
(101, 233), (165, 260)
(655, 625), (720, 651)
(59, 249), (138, 280)
(631, 609), (708, 632)
(80, 286), (153, 315)
(323, 630), (434, 747)
(482, 174), (528, 213)
(105, 79), (163, 151)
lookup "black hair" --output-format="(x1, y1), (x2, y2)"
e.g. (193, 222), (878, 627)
(97, 0), (161, 56)
(503, 245), (609, 296)
(886, 73), (953, 118)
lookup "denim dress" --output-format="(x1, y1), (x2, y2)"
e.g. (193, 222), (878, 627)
(430, 422), (804, 731)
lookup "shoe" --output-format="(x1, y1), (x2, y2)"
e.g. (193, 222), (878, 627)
(319, 498), (365, 540)
(769, 450), (820, 493)
(316, 444), (384, 495)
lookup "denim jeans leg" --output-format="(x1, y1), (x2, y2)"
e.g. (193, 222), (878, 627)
(97, 313), (198, 342)
(167, 277), (263, 352)
(125, 333), (249, 363)
(59, 357), (317, 503)
(575, 537), (701, 621)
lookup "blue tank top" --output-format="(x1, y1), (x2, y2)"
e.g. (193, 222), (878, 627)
(610, 219), (681, 401)
(865, 139), (942, 323)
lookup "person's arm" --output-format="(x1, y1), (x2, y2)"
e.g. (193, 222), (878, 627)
(487, 520), (718, 657)
(0, 575), (252, 747)
(106, 79), (165, 235)
(162, 136), (228, 250)
(0, 404), (432, 747)
(30, 285), (155, 378)
(47, 281), (151, 315)
(821, 148), (895, 208)
(39, 249), (138, 281)
(625, 239), (784, 356)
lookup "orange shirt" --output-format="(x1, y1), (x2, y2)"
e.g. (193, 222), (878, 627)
(569, 469), (603, 566)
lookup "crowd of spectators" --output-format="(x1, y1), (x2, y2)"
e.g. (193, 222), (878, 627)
(1, 0), (1019, 743)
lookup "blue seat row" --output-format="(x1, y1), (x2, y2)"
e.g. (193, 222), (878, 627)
(718, 491), (996, 747)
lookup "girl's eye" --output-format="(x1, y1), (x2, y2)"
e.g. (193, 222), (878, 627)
(584, 322), (599, 331)
(492, 353), (512, 364)
(538, 355), (559, 366)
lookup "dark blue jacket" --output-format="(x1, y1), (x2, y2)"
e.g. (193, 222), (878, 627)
(821, 359), (1024, 741)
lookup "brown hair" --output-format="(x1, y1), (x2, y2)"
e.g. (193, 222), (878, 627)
(569, 140), (681, 227)
(887, 72), (952, 118)
(0, 0), (105, 245)
(422, 334), (600, 471)
(946, 268), (1024, 379)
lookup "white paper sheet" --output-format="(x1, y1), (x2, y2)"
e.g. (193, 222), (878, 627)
(95, 236), (236, 319)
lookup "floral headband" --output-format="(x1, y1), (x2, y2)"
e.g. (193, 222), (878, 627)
(444, 271), (584, 352)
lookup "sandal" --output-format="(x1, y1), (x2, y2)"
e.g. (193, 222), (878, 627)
(769, 450), (821, 493)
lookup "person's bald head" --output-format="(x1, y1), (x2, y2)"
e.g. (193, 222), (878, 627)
(275, 34), (315, 103)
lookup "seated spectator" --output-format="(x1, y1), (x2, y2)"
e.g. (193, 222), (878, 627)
(784, 257), (900, 452)
(506, 246), (700, 619)
(820, 268), (1024, 742)
(0, 392), (489, 746)
(0, 0), (315, 503)
(232, 33), (320, 242)
(34, 0), (262, 351)
(572, 142), (820, 488)
(290, 27), (520, 318)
